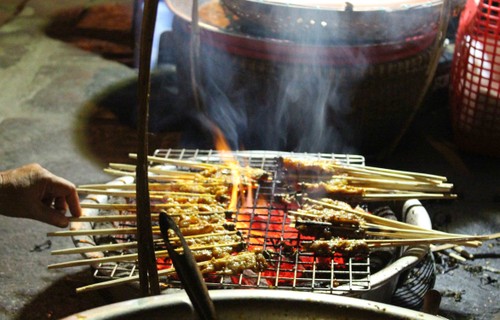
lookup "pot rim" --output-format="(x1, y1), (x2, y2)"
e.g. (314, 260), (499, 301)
(62, 289), (445, 320)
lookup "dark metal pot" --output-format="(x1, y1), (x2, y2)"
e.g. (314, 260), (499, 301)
(167, 0), (449, 159)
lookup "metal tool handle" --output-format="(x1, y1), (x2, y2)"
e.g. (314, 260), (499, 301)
(159, 212), (217, 320)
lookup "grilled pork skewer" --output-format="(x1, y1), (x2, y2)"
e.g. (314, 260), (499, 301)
(290, 199), (483, 249)
(298, 181), (457, 201)
(279, 157), (447, 182)
(128, 153), (270, 182)
(304, 233), (499, 257)
(304, 198), (480, 244)
(278, 157), (456, 200)
(289, 205), (468, 240)
(75, 250), (268, 293)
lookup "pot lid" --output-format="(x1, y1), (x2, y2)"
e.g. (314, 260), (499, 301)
(223, 0), (443, 11)
(167, 0), (444, 45)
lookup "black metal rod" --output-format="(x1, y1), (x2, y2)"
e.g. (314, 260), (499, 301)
(190, 0), (204, 113)
(136, 0), (161, 296)
(159, 212), (217, 320)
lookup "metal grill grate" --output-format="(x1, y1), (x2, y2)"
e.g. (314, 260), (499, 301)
(88, 149), (371, 293)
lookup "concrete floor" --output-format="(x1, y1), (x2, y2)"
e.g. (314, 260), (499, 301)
(0, 1), (498, 319)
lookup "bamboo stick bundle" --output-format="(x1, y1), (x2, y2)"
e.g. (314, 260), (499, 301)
(51, 231), (240, 255)
(48, 241), (244, 269)
(109, 162), (211, 178)
(68, 210), (230, 223)
(346, 163), (448, 182)
(51, 225), (224, 239)
(48, 227), (152, 237)
(78, 182), (227, 190)
(365, 233), (499, 247)
(299, 181), (457, 201)
(104, 167), (208, 180)
(129, 153), (221, 170)
(329, 175), (453, 192)
(79, 202), (220, 211)
(330, 165), (447, 184)
(361, 193), (458, 201)
(52, 240), (149, 255)
(77, 188), (216, 199)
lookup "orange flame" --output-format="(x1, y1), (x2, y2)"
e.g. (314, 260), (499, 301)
(212, 126), (254, 211)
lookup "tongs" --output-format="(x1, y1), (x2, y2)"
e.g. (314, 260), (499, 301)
(159, 211), (217, 320)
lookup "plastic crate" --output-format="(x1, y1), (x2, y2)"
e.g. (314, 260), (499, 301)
(450, 0), (500, 157)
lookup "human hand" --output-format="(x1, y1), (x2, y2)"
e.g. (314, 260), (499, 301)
(0, 163), (81, 227)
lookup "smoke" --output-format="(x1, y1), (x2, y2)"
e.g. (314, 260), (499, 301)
(192, 11), (368, 154)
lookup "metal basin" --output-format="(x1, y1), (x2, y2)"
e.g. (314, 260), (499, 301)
(62, 289), (444, 319)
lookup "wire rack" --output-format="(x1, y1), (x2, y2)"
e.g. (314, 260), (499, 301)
(77, 149), (372, 294)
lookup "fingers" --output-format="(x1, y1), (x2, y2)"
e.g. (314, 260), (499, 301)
(43, 174), (82, 218)
(34, 203), (70, 228)
(66, 189), (82, 218)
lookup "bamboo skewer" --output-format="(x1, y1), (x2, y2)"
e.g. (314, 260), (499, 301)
(365, 233), (499, 247)
(77, 188), (216, 199)
(78, 182), (225, 190)
(329, 175), (453, 192)
(129, 153), (256, 172)
(328, 162), (448, 182)
(48, 241), (243, 269)
(110, 163), (208, 178)
(129, 153), (220, 170)
(68, 211), (229, 223)
(48, 227), (148, 237)
(431, 244), (474, 259)
(48, 223), (238, 237)
(361, 193), (457, 201)
(80, 202), (214, 211)
(353, 164), (447, 182)
(52, 241), (143, 255)
(429, 244), (467, 262)
(104, 167), (207, 180)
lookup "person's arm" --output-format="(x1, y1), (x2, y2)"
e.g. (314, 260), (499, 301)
(0, 163), (81, 227)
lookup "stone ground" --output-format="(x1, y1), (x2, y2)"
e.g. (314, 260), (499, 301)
(0, 1), (498, 319)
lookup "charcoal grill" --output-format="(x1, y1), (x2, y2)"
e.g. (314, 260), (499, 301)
(69, 149), (429, 301)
